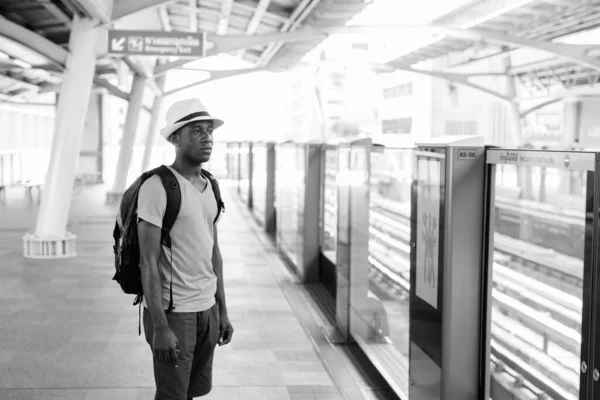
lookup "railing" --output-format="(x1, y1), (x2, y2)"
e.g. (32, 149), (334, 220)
(0, 147), (50, 187)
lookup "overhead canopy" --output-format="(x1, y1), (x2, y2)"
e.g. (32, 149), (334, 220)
(385, 0), (600, 94)
(0, 0), (370, 103)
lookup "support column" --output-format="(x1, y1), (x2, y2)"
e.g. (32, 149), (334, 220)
(562, 97), (581, 148)
(23, 16), (100, 259)
(141, 74), (166, 172)
(503, 56), (523, 147)
(107, 74), (147, 204)
(561, 97), (582, 197)
(97, 91), (105, 183)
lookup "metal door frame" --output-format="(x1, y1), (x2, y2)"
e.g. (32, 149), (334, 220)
(482, 149), (597, 400)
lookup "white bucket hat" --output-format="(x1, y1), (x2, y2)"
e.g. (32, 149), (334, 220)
(160, 99), (224, 140)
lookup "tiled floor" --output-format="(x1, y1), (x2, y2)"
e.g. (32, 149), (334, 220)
(0, 182), (343, 400)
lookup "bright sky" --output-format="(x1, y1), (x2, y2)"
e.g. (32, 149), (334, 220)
(309, 0), (474, 63)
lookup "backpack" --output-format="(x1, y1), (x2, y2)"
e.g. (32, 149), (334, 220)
(111, 165), (225, 335)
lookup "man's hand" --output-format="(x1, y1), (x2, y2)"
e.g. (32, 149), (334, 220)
(218, 313), (234, 346)
(153, 327), (180, 367)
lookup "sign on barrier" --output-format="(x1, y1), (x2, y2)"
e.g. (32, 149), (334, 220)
(108, 30), (207, 57)
(486, 149), (595, 170)
(416, 157), (441, 309)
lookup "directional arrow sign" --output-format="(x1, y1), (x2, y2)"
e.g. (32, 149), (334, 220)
(108, 30), (207, 57)
(111, 37), (125, 51)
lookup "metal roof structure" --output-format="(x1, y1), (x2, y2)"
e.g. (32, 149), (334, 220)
(0, 0), (369, 103)
(385, 0), (600, 95)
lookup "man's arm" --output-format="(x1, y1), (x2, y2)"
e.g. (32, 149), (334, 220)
(138, 220), (179, 362)
(139, 220), (169, 329)
(212, 225), (227, 315)
(212, 225), (233, 345)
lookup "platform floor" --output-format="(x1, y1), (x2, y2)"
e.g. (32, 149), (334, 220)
(0, 182), (345, 400)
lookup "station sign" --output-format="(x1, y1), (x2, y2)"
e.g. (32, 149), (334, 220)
(457, 148), (478, 161)
(487, 150), (596, 171)
(107, 30), (207, 57)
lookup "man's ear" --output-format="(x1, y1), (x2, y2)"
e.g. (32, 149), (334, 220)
(169, 131), (180, 146)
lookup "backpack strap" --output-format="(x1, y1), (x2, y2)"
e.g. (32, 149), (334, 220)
(202, 169), (225, 224)
(153, 166), (182, 246)
(148, 165), (181, 314)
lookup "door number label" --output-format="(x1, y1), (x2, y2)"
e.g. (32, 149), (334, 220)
(457, 149), (478, 160)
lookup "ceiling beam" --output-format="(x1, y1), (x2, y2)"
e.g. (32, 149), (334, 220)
(245, 0), (273, 34)
(123, 57), (164, 97)
(481, 21), (516, 31)
(0, 92), (56, 106)
(495, 14), (534, 24)
(0, 14), (133, 102)
(538, 0), (574, 7)
(154, 28), (327, 75)
(189, 0), (198, 32)
(163, 67), (266, 96)
(39, 1), (72, 27)
(93, 76), (129, 101)
(158, 4), (173, 31)
(450, 28), (600, 72)
(237, 0), (272, 59)
(0, 73), (41, 93)
(111, 0), (179, 20)
(154, 23), (600, 75)
(77, 0), (112, 24)
(39, 82), (61, 94)
(0, 14), (66, 69)
(217, 0), (234, 35)
(518, 85), (600, 110)
(259, 0), (320, 67)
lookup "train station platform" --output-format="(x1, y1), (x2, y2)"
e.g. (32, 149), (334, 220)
(0, 181), (396, 400)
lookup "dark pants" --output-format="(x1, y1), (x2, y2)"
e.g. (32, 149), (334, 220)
(143, 304), (220, 400)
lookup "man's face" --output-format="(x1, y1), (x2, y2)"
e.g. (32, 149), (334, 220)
(178, 120), (214, 163)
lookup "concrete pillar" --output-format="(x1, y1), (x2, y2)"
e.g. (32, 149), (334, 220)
(118, 61), (129, 90)
(503, 56), (523, 147)
(562, 98), (581, 148)
(23, 15), (100, 258)
(97, 91), (105, 183)
(107, 74), (147, 203)
(560, 98), (582, 196)
(141, 74), (166, 172)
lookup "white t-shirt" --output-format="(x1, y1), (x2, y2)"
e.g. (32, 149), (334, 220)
(137, 166), (218, 313)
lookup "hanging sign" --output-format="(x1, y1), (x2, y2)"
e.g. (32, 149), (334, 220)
(108, 30), (207, 57)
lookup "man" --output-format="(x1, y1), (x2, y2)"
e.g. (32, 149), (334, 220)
(137, 98), (234, 400)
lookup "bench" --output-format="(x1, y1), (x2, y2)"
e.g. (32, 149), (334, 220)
(21, 180), (43, 204)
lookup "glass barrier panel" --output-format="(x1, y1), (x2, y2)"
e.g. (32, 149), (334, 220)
(489, 163), (587, 400)
(252, 144), (267, 225)
(226, 143), (240, 180)
(239, 143), (250, 203)
(321, 148), (338, 263)
(276, 145), (306, 267)
(204, 142), (228, 180)
(295, 146), (306, 266)
(350, 147), (413, 397)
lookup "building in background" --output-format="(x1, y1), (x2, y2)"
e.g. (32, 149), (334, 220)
(285, 38), (381, 143)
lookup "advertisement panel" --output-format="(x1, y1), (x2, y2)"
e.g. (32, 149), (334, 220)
(416, 158), (441, 309)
